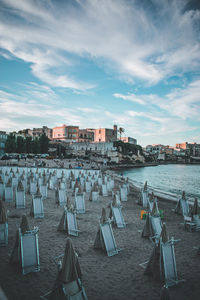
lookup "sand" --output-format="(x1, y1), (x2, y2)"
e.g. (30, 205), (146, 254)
(0, 165), (200, 300)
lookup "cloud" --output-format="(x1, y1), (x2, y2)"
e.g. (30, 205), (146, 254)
(0, 0), (199, 88)
(113, 93), (145, 105)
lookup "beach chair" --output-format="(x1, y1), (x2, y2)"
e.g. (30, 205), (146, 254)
(15, 189), (25, 209)
(100, 220), (119, 256)
(141, 190), (149, 208)
(111, 205), (126, 228)
(67, 210), (79, 237)
(161, 238), (182, 287)
(193, 215), (200, 231)
(30, 181), (37, 195)
(62, 279), (88, 300)
(0, 223), (8, 247)
(183, 215), (196, 232)
(4, 185), (13, 202)
(32, 196), (44, 218)
(58, 189), (67, 206)
(150, 215), (162, 242)
(75, 193), (85, 214)
(120, 186), (127, 202)
(181, 199), (190, 216)
(19, 227), (40, 275)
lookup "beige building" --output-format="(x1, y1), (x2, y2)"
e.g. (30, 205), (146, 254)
(120, 137), (137, 144)
(79, 129), (94, 142)
(28, 126), (53, 139)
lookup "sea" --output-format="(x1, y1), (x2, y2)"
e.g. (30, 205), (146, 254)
(117, 164), (200, 199)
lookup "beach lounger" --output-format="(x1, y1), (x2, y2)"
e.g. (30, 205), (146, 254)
(183, 215), (196, 231)
(111, 205), (126, 228)
(141, 190), (149, 208)
(193, 215), (200, 231)
(0, 223), (8, 247)
(161, 238), (182, 287)
(58, 189), (67, 206)
(62, 279), (88, 300)
(19, 227), (40, 275)
(15, 190), (25, 209)
(150, 215), (162, 242)
(120, 186), (127, 202)
(32, 196), (44, 218)
(100, 221), (119, 256)
(4, 186), (13, 202)
(75, 193), (85, 214)
(67, 210), (79, 236)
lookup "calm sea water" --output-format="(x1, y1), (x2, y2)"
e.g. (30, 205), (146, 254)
(117, 164), (200, 199)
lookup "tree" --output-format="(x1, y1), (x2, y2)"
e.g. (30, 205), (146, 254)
(5, 133), (16, 153)
(118, 127), (125, 140)
(25, 136), (33, 153)
(32, 137), (40, 154)
(16, 136), (26, 153)
(39, 133), (49, 154)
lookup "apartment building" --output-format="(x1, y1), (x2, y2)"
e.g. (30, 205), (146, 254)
(92, 125), (118, 142)
(53, 125), (79, 142)
(120, 137), (137, 145)
(28, 126), (53, 139)
(79, 129), (94, 142)
(0, 131), (7, 154)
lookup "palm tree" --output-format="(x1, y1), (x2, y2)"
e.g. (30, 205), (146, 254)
(118, 127), (125, 140)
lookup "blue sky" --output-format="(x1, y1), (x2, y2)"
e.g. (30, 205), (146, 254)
(0, 0), (200, 146)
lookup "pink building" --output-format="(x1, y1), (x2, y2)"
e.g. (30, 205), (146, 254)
(92, 125), (118, 142)
(52, 125), (79, 142)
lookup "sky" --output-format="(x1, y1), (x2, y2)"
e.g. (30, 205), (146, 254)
(0, 0), (200, 147)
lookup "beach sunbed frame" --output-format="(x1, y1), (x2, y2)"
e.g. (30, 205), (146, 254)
(0, 223), (8, 247)
(141, 190), (148, 208)
(66, 210), (79, 237)
(19, 227), (40, 275)
(58, 189), (67, 206)
(181, 199), (190, 216)
(111, 205), (126, 228)
(120, 187), (127, 202)
(161, 238), (184, 287)
(183, 215), (196, 231)
(75, 194), (85, 214)
(15, 190), (25, 208)
(150, 215), (162, 242)
(33, 196), (44, 218)
(40, 278), (88, 300)
(4, 186), (13, 202)
(100, 220), (119, 256)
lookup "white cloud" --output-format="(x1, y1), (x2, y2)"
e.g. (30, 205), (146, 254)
(113, 93), (145, 105)
(0, 0), (199, 88)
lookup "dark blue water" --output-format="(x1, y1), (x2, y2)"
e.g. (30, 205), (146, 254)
(118, 164), (200, 199)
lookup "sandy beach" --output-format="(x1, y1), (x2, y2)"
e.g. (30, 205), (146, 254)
(0, 161), (200, 300)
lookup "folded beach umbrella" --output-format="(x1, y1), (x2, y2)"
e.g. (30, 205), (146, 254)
(50, 238), (82, 300)
(160, 223), (168, 244)
(94, 208), (107, 250)
(0, 200), (7, 224)
(141, 213), (154, 238)
(143, 181), (148, 192)
(144, 241), (161, 281)
(151, 199), (160, 217)
(10, 214), (30, 265)
(58, 238), (82, 283)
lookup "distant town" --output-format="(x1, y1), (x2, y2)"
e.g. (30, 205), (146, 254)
(0, 124), (200, 166)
